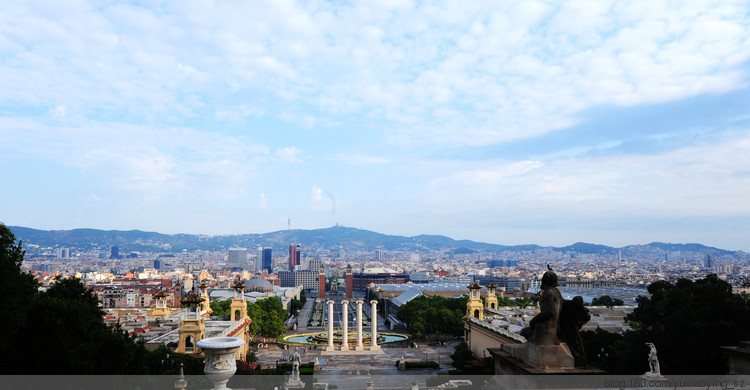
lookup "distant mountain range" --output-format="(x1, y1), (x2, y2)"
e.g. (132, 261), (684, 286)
(7, 225), (744, 257)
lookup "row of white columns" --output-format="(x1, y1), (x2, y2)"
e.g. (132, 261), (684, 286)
(325, 299), (381, 352)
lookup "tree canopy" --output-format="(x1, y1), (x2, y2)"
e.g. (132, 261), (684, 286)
(210, 296), (289, 339)
(591, 295), (624, 307)
(582, 274), (750, 374)
(396, 295), (468, 338)
(0, 222), (203, 375)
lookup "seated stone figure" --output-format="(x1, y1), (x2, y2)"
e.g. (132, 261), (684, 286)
(558, 296), (591, 367)
(520, 268), (563, 345)
(520, 267), (592, 368)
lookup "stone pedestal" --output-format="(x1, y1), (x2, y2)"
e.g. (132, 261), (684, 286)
(489, 345), (603, 389)
(196, 337), (245, 390)
(502, 343), (574, 369)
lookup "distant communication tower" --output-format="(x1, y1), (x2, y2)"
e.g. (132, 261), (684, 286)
(288, 212), (291, 231)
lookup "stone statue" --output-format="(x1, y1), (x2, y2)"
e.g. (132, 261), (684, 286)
(646, 343), (660, 376)
(519, 266), (592, 368)
(290, 348), (301, 381)
(558, 295), (590, 367)
(520, 267), (563, 345)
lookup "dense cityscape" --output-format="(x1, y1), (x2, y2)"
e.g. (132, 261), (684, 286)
(3, 1), (750, 388)
(3, 221), (750, 389)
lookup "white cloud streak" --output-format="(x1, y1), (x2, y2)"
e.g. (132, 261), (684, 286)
(0, 1), (747, 148)
(0, 117), (268, 199)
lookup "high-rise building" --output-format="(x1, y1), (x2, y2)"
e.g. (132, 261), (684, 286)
(256, 246), (272, 273)
(110, 246), (119, 259)
(228, 247), (248, 267)
(154, 259), (161, 270)
(375, 250), (382, 260)
(255, 246), (263, 273)
(704, 254), (714, 270)
(289, 244), (301, 270)
(308, 258), (323, 272)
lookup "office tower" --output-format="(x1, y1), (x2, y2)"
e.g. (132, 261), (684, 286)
(289, 244), (301, 270)
(154, 259), (161, 270)
(256, 246), (273, 273)
(308, 258), (323, 272)
(375, 250), (382, 260)
(346, 264), (353, 299)
(704, 254), (714, 269)
(228, 247), (248, 267)
(255, 246), (263, 273)
(262, 248), (272, 272)
(110, 246), (119, 259)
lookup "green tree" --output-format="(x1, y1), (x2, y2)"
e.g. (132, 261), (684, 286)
(246, 296), (288, 339)
(396, 295), (468, 339)
(210, 298), (232, 316)
(0, 223), (39, 365)
(625, 274), (750, 374)
(591, 295), (624, 307)
(450, 341), (474, 368)
(290, 298), (304, 314)
(260, 310), (286, 339)
(580, 275), (750, 374)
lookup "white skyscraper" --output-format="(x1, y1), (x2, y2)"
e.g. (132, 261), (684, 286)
(255, 245), (263, 273)
(228, 247), (248, 268)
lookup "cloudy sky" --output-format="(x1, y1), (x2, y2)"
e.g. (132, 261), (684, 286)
(2, 0), (750, 251)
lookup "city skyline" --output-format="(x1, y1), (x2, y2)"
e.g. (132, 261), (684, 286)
(2, 2), (750, 251)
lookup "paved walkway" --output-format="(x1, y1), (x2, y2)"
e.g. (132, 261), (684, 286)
(295, 298), (315, 331)
(254, 340), (460, 373)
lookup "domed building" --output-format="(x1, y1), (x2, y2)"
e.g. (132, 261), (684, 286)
(244, 275), (274, 293)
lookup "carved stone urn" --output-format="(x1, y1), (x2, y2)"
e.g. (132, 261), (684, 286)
(196, 337), (245, 390)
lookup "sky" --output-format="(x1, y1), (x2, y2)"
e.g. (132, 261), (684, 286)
(1, 1), (750, 251)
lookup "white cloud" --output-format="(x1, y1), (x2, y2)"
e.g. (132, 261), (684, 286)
(274, 146), (301, 163)
(333, 154), (390, 165)
(311, 186), (324, 202)
(0, 117), (268, 199)
(0, 1), (746, 149)
(425, 128), (750, 218)
(215, 104), (266, 122)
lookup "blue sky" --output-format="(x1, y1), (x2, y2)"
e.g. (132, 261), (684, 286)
(2, 1), (750, 251)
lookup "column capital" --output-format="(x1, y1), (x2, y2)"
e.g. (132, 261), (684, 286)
(355, 299), (364, 305)
(341, 300), (349, 305)
(327, 300), (334, 305)
(370, 299), (378, 305)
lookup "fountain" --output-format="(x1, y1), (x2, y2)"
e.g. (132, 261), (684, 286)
(284, 331), (407, 345)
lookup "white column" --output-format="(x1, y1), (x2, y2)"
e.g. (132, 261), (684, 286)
(355, 300), (364, 351)
(370, 299), (381, 351)
(341, 300), (349, 351)
(326, 300), (335, 352)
